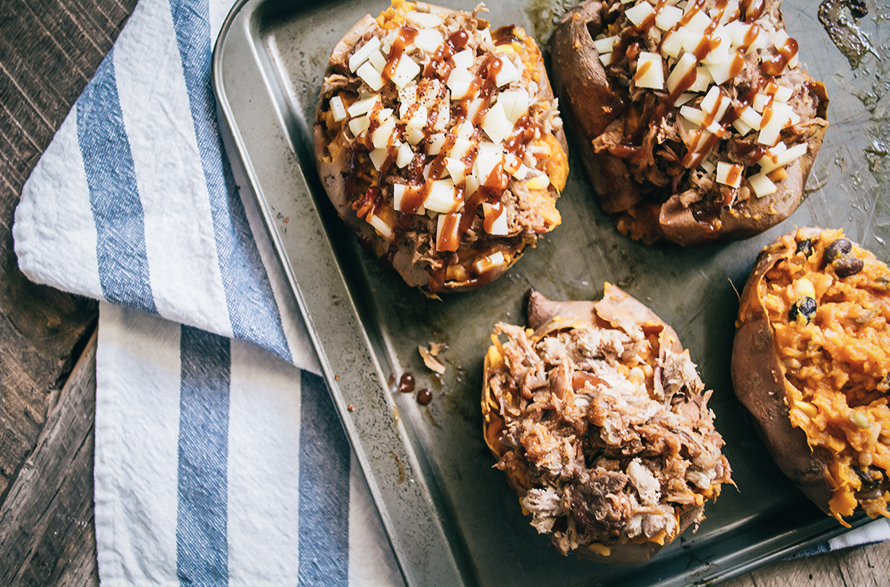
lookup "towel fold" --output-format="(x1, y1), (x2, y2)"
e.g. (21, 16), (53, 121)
(11, 0), (890, 583)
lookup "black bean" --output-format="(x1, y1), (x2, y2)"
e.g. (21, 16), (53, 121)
(795, 239), (814, 257)
(835, 257), (864, 278)
(789, 296), (817, 323)
(825, 238), (852, 263)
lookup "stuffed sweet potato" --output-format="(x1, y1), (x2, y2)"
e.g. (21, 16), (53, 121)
(482, 286), (732, 562)
(313, 1), (568, 293)
(732, 227), (890, 526)
(550, 0), (828, 246)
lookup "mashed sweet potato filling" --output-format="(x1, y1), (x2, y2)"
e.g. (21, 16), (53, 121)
(760, 228), (890, 524)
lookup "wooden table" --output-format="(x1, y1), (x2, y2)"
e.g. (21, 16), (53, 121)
(0, 0), (886, 585)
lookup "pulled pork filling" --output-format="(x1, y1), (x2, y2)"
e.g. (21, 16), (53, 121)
(483, 297), (731, 555)
(760, 228), (890, 525)
(316, 0), (567, 292)
(591, 0), (827, 240)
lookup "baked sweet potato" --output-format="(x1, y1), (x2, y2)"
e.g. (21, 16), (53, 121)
(550, 0), (828, 246)
(313, 1), (568, 293)
(733, 227), (890, 526)
(482, 286), (732, 562)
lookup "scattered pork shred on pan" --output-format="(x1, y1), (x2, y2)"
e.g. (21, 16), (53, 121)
(482, 287), (732, 561)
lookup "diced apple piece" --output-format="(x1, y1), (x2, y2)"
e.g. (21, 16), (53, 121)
(774, 85), (794, 103)
(434, 104), (450, 132)
(348, 115), (370, 137)
(703, 30), (731, 64)
(369, 148), (388, 170)
(450, 138), (474, 160)
(349, 37), (381, 72)
(474, 251), (506, 274)
(635, 52), (664, 90)
(716, 161), (743, 187)
(738, 106), (763, 129)
(732, 118), (752, 135)
(599, 53), (612, 66)
(701, 159), (716, 174)
(666, 53), (698, 95)
(706, 57), (737, 85)
(682, 29), (705, 53)
(396, 143), (414, 168)
(452, 48), (475, 69)
(680, 106), (706, 126)
(483, 102), (514, 144)
(406, 11), (443, 28)
(445, 158), (467, 184)
(479, 27), (493, 45)
(475, 142), (504, 183)
(498, 89), (529, 123)
(757, 102), (792, 145)
(348, 94), (380, 117)
(495, 56), (522, 87)
(391, 55), (421, 89)
(759, 142), (807, 172)
(367, 214), (393, 239)
(656, 5), (683, 30)
(407, 127), (424, 145)
(403, 104), (428, 129)
(661, 30), (685, 58)
(690, 66), (712, 92)
(425, 179), (459, 213)
(686, 11), (713, 32)
(594, 35), (619, 53)
(415, 29), (444, 53)
(465, 174), (480, 196)
(372, 118), (396, 149)
(752, 93), (769, 112)
(368, 50), (387, 73)
(357, 62), (385, 91)
(482, 204), (509, 236)
(674, 93), (696, 106)
(626, 1), (655, 27)
(330, 95), (347, 121)
(427, 133), (447, 155)
(748, 171), (777, 197)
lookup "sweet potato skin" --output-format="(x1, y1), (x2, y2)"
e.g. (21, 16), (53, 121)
(549, 0), (829, 246)
(731, 227), (836, 515)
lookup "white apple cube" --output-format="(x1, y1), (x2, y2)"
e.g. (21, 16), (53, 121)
(330, 95), (347, 121)
(483, 102), (514, 144)
(748, 172), (777, 197)
(415, 29), (444, 53)
(349, 36), (381, 72)
(716, 161), (743, 187)
(635, 52), (664, 90)
(482, 203), (509, 235)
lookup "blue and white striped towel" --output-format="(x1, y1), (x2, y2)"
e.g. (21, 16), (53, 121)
(12, 0), (890, 584)
(13, 0), (401, 583)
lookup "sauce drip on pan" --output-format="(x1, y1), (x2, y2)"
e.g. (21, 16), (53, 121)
(398, 373), (415, 393)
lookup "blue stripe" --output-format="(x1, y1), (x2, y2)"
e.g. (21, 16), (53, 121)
(167, 0), (292, 363)
(298, 371), (350, 586)
(76, 49), (158, 315)
(177, 326), (230, 585)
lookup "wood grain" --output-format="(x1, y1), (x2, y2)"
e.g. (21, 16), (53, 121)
(0, 0), (136, 503)
(0, 331), (98, 586)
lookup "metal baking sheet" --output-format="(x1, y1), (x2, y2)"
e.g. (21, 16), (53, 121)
(212, 1), (889, 585)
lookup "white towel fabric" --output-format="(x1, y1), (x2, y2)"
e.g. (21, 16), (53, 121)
(11, 0), (889, 583)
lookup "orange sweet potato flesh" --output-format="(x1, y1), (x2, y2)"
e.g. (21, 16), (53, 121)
(549, 0), (829, 246)
(732, 227), (890, 525)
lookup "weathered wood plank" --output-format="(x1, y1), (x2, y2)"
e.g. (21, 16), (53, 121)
(0, 0), (136, 505)
(0, 330), (98, 586)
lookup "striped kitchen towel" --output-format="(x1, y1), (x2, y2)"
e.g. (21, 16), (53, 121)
(11, 0), (890, 585)
(13, 0), (401, 583)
